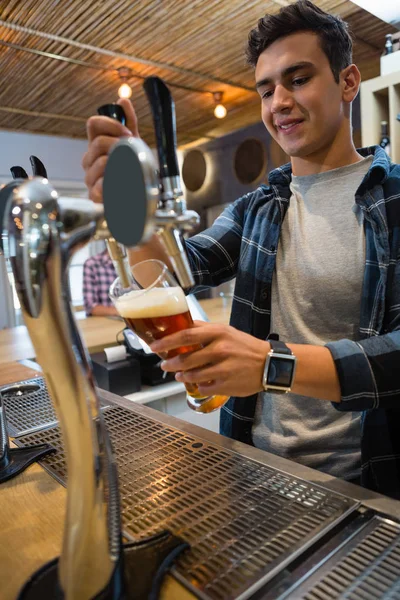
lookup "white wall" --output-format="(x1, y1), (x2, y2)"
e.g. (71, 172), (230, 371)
(0, 130), (88, 194)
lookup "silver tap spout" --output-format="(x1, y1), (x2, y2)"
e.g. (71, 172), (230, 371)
(4, 178), (120, 600)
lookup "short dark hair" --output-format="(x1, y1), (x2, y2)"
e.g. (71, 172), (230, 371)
(246, 0), (353, 83)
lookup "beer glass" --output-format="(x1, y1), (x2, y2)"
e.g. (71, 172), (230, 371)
(110, 259), (229, 413)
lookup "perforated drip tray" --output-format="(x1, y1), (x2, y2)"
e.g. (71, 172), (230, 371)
(281, 516), (400, 599)
(15, 402), (358, 600)
(1, 377), (109, 438)
(1, 377), (57, 437)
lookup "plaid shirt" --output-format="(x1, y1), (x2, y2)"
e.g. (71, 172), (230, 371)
(186, 146), (400, 499)
(83, 250), (116, 315)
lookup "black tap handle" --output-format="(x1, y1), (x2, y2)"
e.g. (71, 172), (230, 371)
(29, 156), (47, 178)
(143, 77), (179, 179)
(97, 104), (126, 126)
(10, 166), (28, 180)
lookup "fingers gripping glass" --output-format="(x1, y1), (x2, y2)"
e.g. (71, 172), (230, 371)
(109, 260), (229, 413)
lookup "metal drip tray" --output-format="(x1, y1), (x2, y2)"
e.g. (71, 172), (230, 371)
(283, 516), (400, 599)
(1, 377), (57, 437)
(15, 403), (358, 600)
(1, 377), (109, 438)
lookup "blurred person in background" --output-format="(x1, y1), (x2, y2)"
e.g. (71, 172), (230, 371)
(83, 247), (118, 317)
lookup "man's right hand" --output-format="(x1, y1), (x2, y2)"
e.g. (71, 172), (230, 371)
(82, 98), (140, 203)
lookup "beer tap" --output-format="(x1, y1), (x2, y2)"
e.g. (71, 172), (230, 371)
(1, 141), (189, 596)
(10, 166), (28, 180)
(2, 175), (123, 599)
(0, 161), (55, 485)
(102, 77), (200, 291)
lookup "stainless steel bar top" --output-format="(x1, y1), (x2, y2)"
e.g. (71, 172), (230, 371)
(12, 385), (400, 600)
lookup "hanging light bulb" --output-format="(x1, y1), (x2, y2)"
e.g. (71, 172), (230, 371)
(117, 67), (132, 99)
(118, 82), (132, 99)
(213, 91), (227, 119)
(214, 104), (227, 119)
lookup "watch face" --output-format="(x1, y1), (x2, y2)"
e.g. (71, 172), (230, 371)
(267, 356), (294, 387)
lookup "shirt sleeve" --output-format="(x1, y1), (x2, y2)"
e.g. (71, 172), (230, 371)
(326, 330), (400, 411)
(83, 261), (99, 316)
(184, 193), (249, 291)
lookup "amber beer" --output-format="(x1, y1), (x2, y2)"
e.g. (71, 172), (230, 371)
(114, 286), (228, 413)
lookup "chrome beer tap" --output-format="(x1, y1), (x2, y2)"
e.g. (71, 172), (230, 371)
(0, 76), (193, 598)
(102, 77), (200, 291)
(1, 176), (122, 600)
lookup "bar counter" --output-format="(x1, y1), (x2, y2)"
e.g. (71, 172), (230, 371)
(2, 301), (400, 599)
(0, 372), (400, 600)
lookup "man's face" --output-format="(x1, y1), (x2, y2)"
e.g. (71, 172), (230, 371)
(255, 32), (344, 159)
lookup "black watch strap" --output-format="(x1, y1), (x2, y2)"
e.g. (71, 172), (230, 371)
(269, 339), (293, 356)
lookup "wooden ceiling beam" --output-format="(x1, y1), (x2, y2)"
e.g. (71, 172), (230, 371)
(0, 19), (256, 92)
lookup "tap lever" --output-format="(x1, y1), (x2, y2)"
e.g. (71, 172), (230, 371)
(10, 166), (28, 180)
(29, 156), (47, 178)
(143, 77), (181, 200)
(98, 103), (127, 126)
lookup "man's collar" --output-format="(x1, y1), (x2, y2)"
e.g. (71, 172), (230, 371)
(267, 146), (391, 188)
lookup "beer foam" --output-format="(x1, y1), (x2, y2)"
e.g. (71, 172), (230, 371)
(115, 286), (188, 318)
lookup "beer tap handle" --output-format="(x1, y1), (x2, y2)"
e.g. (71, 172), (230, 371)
(100, 91), (197, 288)
(98, 103), (127, 126)
(143, 76), (182, 201)
(10, 166), (28, 180)
(29, 155), (48, 178)
(97, 104), (134, 288)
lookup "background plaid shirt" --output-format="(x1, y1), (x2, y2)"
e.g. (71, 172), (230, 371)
(186, 146), (400, 499)
(83, 250), (116, 315)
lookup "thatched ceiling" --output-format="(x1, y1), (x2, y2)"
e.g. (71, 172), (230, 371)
(0, 0), (396, 148)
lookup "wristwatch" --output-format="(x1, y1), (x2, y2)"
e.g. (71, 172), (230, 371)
(262, 338), (296, 394)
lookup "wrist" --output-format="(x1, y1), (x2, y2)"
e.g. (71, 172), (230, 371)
(262, 339), (297, 394)
(257, 341), (271, 393)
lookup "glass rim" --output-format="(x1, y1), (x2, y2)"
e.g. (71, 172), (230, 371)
(110, 259), (172, 301)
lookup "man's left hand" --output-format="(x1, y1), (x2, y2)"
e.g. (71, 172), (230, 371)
(150, 322), (270, 397)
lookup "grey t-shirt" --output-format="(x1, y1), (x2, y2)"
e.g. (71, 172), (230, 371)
(252, 156), (373, 481)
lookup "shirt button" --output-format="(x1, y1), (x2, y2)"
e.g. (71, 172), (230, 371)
(261, 289), (269, 300)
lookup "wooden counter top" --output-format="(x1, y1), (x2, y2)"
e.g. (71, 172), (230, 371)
(0, 361), (42, 386)
(0, 362), (196, 599)
(0, 447), (195, 600)
(0, 298), (232, 366)
(0, 316), (125, 365)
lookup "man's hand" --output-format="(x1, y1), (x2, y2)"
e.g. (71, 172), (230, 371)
(150, 322), (270, 398)
(82, 98), (140, 203)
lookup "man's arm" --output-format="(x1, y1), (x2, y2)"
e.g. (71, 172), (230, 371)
(149, 322), (341, 402)
(151, 322), (400, 411)
(325, 331), (400, 411)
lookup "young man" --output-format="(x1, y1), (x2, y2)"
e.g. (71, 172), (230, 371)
(82, 1), (400, 498)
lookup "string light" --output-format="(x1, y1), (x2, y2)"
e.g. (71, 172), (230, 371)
(117, 67), (132, 99)
(213, 91), (227, 119)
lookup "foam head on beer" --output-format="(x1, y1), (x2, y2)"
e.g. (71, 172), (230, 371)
(114, 285), (194, 352)
(114, 286), (188, 319)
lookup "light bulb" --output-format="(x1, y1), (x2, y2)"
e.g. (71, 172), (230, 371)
(118, 82), (132, 99)
(214, 103), (227, 119)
